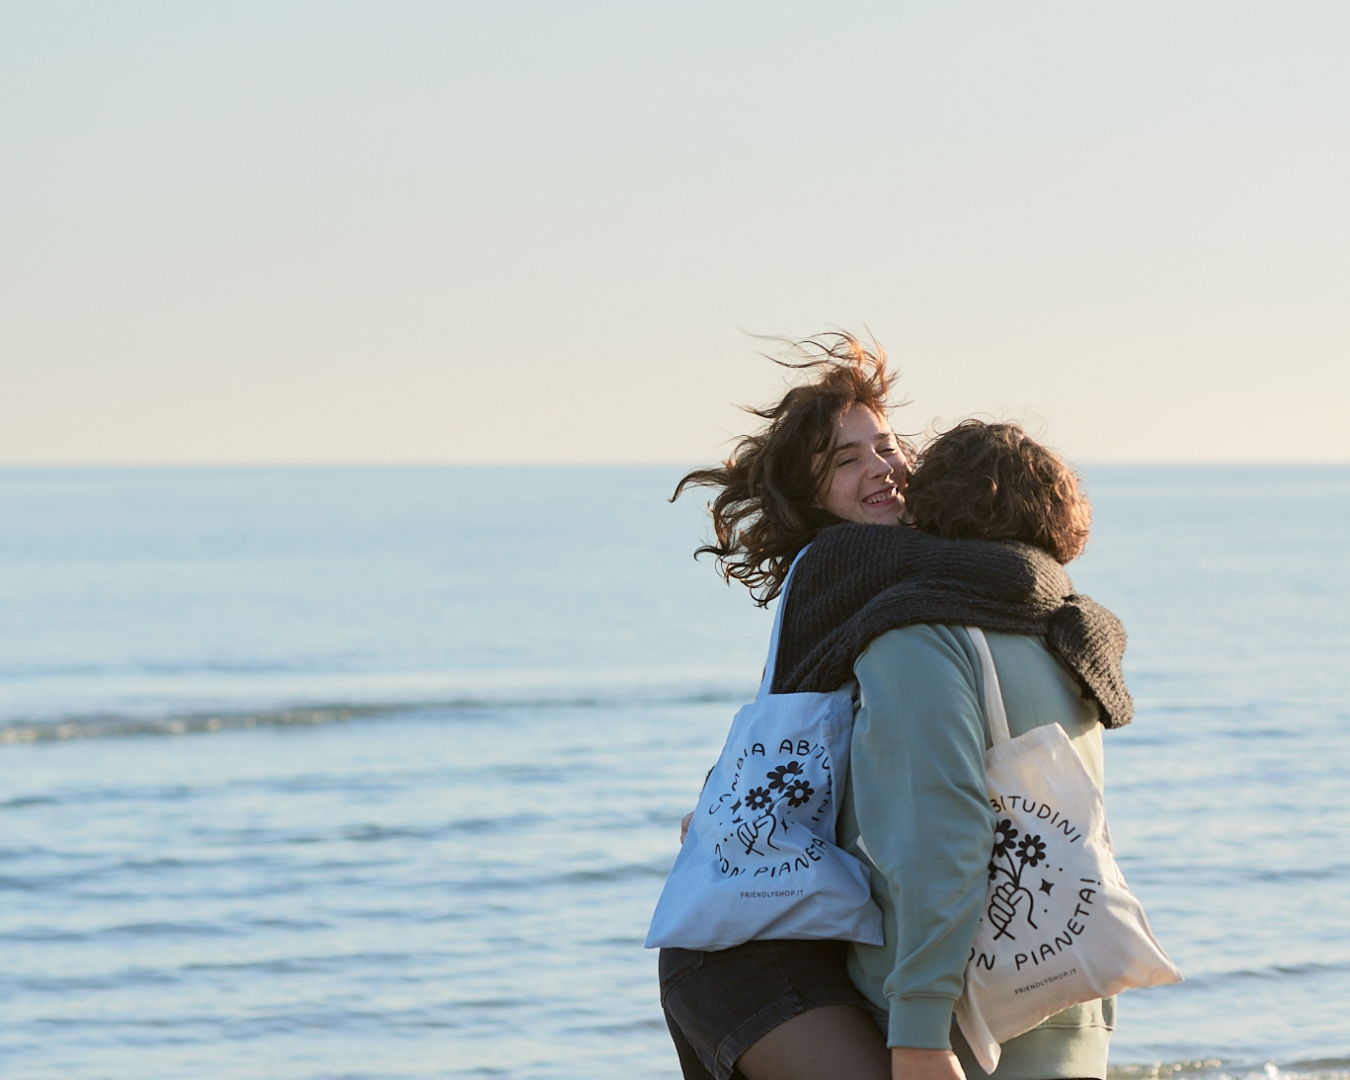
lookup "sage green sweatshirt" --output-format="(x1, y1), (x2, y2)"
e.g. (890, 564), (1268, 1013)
(836, 625), (1114, 1080)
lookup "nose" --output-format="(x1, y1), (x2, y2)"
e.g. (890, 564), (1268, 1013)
(865, 448), (894, 479)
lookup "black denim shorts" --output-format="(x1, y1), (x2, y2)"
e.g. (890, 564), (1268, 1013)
(659, 940), (875, 1080)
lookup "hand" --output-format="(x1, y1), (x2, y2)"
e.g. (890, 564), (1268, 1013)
(680, 812), (693, 844)
(989, 881), (1019, 934)
(891, 1048), (967, 1080)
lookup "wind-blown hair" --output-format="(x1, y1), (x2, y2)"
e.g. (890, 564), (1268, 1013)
(906, 420), (1091, 565)
(672, 332), (901, 605)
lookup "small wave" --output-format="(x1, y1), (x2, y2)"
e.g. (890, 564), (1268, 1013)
(0, 795), (58, 809)
(1283, 1063), (1350, 1078)
(0, 706), (384, 744)
(1111, 1063), (1236, 1080)
(1240, 865), (1350, 884)
(105, 921), (240, 939)
(180, 951), (414, 975)
(1111, 1060), (1350, 1080)
(1176, 959), (1350, 987)
(0, 687), (750, 745)
(573, 1018), (670, 1036)
(451, 861), (671, 895)
(553, 864), (672, 885)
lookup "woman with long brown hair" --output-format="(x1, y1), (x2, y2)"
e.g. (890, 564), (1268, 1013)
(661, 333), (906, 1080)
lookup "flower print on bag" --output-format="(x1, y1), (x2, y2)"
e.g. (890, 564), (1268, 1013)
(765, 761), (804, 792)
(992, 818), (1019, 858)
(744, 787), (772, 812)
(696, 741), (837, 877)
(1015, 835), (1046, 867)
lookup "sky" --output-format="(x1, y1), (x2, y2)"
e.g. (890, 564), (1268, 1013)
(2, 2), (1348, 465)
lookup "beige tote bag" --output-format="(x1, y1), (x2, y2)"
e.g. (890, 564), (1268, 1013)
(954, 628), (1182, 1074)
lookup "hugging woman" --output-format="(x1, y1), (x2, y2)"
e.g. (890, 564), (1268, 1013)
(658, 335), (1129, 1080)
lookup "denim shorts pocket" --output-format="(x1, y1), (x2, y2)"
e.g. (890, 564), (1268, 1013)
(658, 948), (706, 1006)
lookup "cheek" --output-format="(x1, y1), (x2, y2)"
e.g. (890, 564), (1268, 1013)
(824, 472), (859, 517)
(817, 474), (838, 513)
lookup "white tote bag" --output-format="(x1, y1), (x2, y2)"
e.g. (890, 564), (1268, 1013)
(645, 548), (884, 951)
(954, 627), (1182, 1074)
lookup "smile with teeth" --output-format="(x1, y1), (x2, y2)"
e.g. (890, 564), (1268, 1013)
(864, 488), (897, 505)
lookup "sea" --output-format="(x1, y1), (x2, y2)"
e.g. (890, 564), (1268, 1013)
(0, 464), (1347, 1080)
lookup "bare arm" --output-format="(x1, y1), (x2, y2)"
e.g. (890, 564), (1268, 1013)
(891, 1048), (967, 1080)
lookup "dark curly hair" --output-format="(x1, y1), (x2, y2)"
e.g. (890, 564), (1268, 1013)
(906, 420), (1091, 564)
(672, 332), (904, 605)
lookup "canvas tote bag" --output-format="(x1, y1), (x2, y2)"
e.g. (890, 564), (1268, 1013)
(954, 627), (1182, 1074)
(645, 547), (884, 951)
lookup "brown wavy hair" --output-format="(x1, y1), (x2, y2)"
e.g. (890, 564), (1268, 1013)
(672, 332), (902, 605)
(906, 420), (1091, 564)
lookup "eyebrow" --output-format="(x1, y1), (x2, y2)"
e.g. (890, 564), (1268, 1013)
(833, 434), (896, 455)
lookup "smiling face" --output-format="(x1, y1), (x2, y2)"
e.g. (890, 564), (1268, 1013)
(817, 405), (908, 526)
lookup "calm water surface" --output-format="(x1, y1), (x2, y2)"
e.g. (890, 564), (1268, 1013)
(1, 465), (1347, 1079)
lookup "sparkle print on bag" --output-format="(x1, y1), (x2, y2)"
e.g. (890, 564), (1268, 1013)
(709, 740), (833, 878)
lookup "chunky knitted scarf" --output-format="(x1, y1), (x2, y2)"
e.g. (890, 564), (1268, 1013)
(771, 524), (1133, 729)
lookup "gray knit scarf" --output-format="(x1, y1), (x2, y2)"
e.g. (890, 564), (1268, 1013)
(771, 524), (1133, 729)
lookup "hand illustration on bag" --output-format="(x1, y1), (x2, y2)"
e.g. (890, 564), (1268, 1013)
(987, 882), (1020, 936)
(988, 880), (1035, 939)
(736, 809), (779, 856)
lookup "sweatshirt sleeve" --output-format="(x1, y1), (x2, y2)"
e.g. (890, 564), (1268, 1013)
(850, 625), (994, 1049)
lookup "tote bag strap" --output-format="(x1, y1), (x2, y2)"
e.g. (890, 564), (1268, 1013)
(965, 627), (1011, 747)
(757, 545), (814, 700)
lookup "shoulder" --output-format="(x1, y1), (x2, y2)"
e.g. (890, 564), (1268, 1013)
(854, 624), (981, 701)
(856, 623), (975, 668)
(850, 626), (991, 767)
